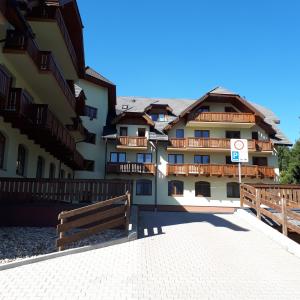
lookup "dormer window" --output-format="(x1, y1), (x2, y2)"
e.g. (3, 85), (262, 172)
(150, 113), (165, 122)
(122, 105), (128, 110)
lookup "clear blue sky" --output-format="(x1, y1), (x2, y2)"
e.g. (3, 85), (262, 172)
(78, 0), (300, 143)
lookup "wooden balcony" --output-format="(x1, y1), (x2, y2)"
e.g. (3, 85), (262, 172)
(106, 162), (156, 175)
(27, 6), (79, 78)
(187, 112), (256, 128)
(168, 138), (273, 152)
(3, 30), (77, 122)
(167, 164), (275, 179)
(66, 118), (86, 142)
(0, 88), (33, 129)
(117, 136), (148, 149)
(0, 65), (12, 103)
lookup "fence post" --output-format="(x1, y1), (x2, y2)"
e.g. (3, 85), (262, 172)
(281, 197), (288, 236)
(256, 188), (261, 220)
(125, 192), (131, 234)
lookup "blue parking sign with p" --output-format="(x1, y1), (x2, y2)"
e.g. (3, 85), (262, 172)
(231, 151), (239, 162)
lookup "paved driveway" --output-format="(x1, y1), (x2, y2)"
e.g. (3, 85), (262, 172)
(1, 211), (300, 299)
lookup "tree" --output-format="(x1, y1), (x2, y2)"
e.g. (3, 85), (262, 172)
(279, 140), (300, 184)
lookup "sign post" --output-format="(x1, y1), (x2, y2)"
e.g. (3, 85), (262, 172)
(230, 139), (249, 184)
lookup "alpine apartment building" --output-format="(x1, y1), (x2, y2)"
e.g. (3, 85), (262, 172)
(0, 1), (291, 209)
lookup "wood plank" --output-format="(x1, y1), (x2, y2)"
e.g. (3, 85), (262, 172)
(58, 194), (127, 219)
(287, 222), (300, 235)
(57, 206), (126, 232)
(286, 210), (300, 222)
(56, 216), (126, 248)
(260, 207), (283, 225)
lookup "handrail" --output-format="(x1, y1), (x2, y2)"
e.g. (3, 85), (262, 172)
(118, 136), (148, 147)
(106, 162), (156, 174)
(193, 112), (256, 123)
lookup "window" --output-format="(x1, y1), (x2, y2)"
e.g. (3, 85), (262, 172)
(150, 114), (158, 121)
(194, 130), (210, 138)
(0, 132), (5, 169)
(253, 157), (268, 166)
(168, 154), (184, 164)
(137, 153), (152, 163)
(85, 160), (95, 171)
(122, 105), (128, 110)
(197, 106), (209, 113)
(226, 156), (238, 165)
(36, 156), (45, 178)
(16, 145), (26, 176)
(136, 179), (152, 195)
(176, 129), (184, 138)
(168, 180), (184, 196)
(84, 105), (98, 120)
(119, 127), (128, 136)
(194, 155), (210, 164)
(226, 131), (241, 139)
(195, 181), (211, 197)
(59, 169), (65, 179)
(138, 128), (146, 137)
(49, 163), (56, 179)
(225, 106), (238, 112)
(227, 182), (240, 198)
(110, 152), (126, 163)
(158, 114), (165, 121)
(85, 132), (96, 144)
(252, 131), (259, 140)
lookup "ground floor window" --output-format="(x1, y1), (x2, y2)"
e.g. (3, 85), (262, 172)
(0, 132), (5, 169)
(195, 181), (211, 197)
(49, 163), (56, 179)
(36, 156), (45, 178)
(168, 180), (184, 196)
(16, 144), (26, 176)
(136, 179), (152, 195)
(227, 182), (240, 198)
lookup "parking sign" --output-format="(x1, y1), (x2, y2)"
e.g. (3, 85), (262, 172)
(230, 139), (248, 163)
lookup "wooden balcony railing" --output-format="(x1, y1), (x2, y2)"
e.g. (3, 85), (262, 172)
(0, 178), (133, 204)
(4, 30), (76, 111)
(0, 88), (33, 118)
(33, 104), (76, 154)
(169, 138), (273, 151)
(28, 6), (78, 73)
(117, 136), (148, 148)
(106, 162), (156, 175)
(193, 112), (256, 123)
(167, 164), (275, 178)
(66, 118), (86, 138)
(0, 65), (11, 102)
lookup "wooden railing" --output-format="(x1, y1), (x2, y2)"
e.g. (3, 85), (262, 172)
(0, 178), (133, 204)
(169, 138), (272, 151)
(240, 184), (300, 236)
(167, 164), (275, 178)
(118, 136), (148, 147)
(56, 193), (130, 251)
(193, 112), (256, 123)
(0, 65), (11, 102)
(4, 30), (76, 111)
(28, 6), (79, 73)
(106, 162), (156, 175)
(1, 88), (33, 117)
(66, 118), (86, 138)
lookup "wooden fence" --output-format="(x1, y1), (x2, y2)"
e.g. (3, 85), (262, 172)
(0, 178), (133, 204)
(240, 184), (300, 236)
(57, 193), (130, 251)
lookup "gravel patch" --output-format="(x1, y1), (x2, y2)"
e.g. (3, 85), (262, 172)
(0, 227), (125, 264)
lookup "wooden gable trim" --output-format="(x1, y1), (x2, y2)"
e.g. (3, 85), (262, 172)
(112, 112), (155, 126)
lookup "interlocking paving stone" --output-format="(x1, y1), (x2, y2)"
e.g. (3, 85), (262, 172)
(0, 211), (300, 299)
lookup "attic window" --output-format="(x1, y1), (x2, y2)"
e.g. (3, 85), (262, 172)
(122, 105), (128, 110)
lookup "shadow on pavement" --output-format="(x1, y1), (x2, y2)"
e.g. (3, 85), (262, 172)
(138, 211), (249, 239)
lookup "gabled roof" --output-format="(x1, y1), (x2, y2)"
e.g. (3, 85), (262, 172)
(111, 111), (155, 127)
(144, 103), (173, 113)
(83, 66), (116, 110)
(163, 86), (271, 133)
